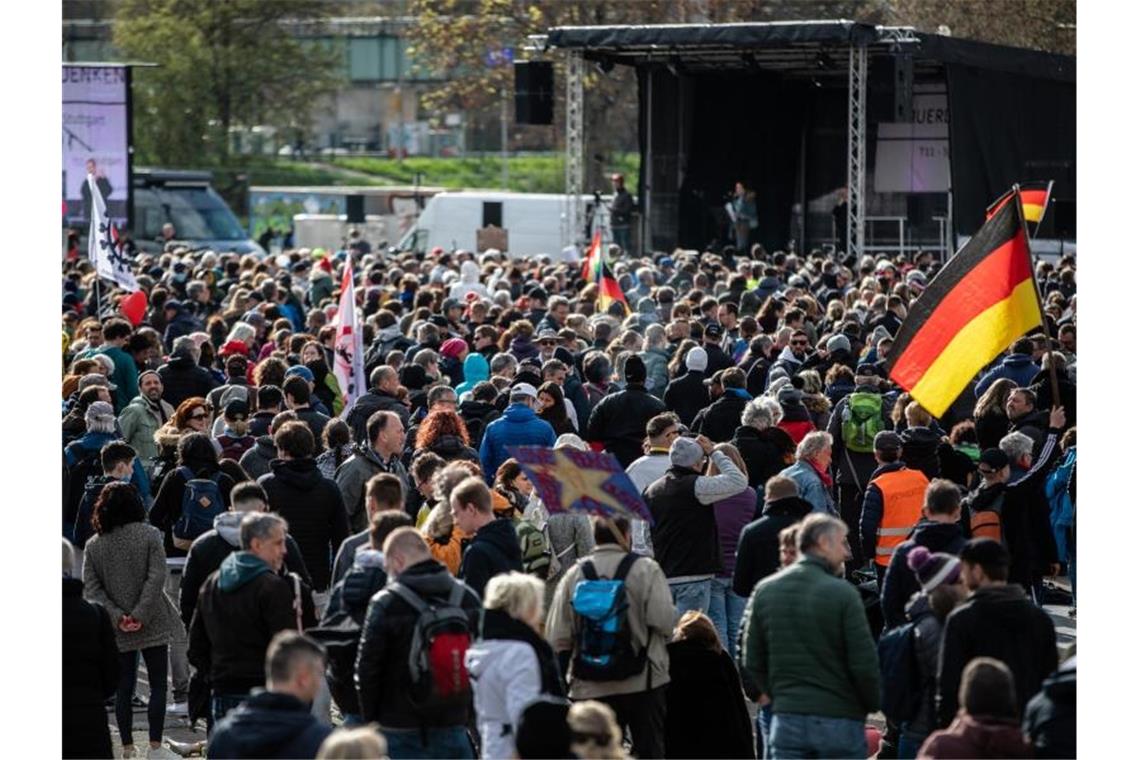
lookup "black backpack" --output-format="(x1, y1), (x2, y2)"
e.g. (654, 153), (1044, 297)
(64, 448), (103, 540)
(878, 622), (923, 724)
(388, 581), (475, 714)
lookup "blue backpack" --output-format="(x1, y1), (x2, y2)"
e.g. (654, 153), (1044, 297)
(570, 554), (646, 682)
(878, 621), (922, 724)
(172, 467), (226, 550)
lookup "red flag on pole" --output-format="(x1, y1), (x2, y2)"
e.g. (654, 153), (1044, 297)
(331, 262), (366, 417)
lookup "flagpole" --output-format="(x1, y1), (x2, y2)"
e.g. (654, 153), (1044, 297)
(1030, 179), (1056, 241)
(1013, 183), (1062, 408)
(94, 276), (101, 319)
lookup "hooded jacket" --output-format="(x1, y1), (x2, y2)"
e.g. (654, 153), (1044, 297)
(975, 353), (1039, 398)
(901, 426), (943, 480)
(663, 369), (710, 427)
(731, 424), (796, 489)
(479, 404), (557, 483)
(919, 713), (1033, 759)
(180, 511), (311, 629)
(903, 593), (946, 743)
(188, 551), (316, 695)
(879, 520), (967, 629)
(238, 436), (276, 480)
(355, 558), (483, 727)
(258, 458), (350, 592)
(692, 388), (751, 443)
(936, 584), (1057, 727)
(1023, 660), (1076, 760)
(158, 351), (220, 408)
(317, 551), (388, 716)
(207, 690), (333, 760)
(449, 260), (490, 301)
(466, 608), (566, 760)
(455, 352), (491, 397)
(585, 383), (667, 468)
(459, 517), (524, 599)
(826, 387), (892, 489)
(732, 495), (813, 597)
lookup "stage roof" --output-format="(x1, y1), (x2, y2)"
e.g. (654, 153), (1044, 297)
(543, 21), (1074, 83)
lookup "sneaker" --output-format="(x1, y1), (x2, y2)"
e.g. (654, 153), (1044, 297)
(147, 743), (180, 759)
(166, 739), (206, 758)
(120, 746), (137, 759)
(166, 701), (188, 716)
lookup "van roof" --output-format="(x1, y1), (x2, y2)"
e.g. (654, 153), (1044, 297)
(430, 190), (600, 201)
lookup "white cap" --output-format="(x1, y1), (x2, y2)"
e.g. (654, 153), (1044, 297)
(511, 382), (538, 400)
(686, 347), (709, 372)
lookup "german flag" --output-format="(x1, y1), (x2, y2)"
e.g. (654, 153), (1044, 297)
(886, 192), (1044, 417)
(985, 181), (1053, 225)
(596, 260), (629, 315)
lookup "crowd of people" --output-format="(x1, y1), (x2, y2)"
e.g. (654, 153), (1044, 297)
(61, 236), (1076, 759)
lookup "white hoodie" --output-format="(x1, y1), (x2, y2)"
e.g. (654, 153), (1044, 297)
(465, 639), (543, 760)
(449, 260), (490, 301)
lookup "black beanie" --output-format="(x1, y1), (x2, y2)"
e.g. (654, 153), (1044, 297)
(624, 355), (647, 384)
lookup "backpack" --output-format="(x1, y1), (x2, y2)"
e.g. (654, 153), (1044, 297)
(570, 554), (647, 682)
(388, 581), (474, 714)
(516, 519), (553, 580)
(172, 466), (227, 550)
(64, 447), (103, 538)
(967, 489), (1005, 543)
(841, 392), (885, 453)
(878, 621), (922, 724)
(73, 475), (115, 548)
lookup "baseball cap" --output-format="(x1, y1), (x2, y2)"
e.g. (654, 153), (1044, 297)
(703, 369), (726, 387)
(284, 365), (314, 383)
(223, 399), (250, 420)
(78, 373), (116, 392)
(873, 430), (903, 453)
(511, 382), (538, 400)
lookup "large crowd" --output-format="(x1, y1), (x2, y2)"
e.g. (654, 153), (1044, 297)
(61, 234), (1077, 759)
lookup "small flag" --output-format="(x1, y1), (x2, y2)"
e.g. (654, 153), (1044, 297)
(596, 259), (629, 315)
(985, 181), (1054, 227)
(87, 174), (138, 292)
(508, 445), (653, 524)
(887, 190), (1044, 417)
(331, 261), (366, 418)
(581, 230), (603, 283)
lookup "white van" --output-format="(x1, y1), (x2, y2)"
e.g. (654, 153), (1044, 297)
(397, 190), (607, 258)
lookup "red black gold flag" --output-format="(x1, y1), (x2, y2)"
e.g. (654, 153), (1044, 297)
(985, 181), (1053, 225)
(886, 191), (1044, 417)
(596, 260), (629, 315)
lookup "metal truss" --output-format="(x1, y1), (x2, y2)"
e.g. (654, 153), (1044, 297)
(563, 50), (585, 250)
(847, 42), (867, 260)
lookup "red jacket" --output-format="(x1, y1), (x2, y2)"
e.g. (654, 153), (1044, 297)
(778, 418), (814, 445)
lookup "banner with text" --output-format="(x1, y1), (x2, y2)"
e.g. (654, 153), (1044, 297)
(63, 65), (129, 228)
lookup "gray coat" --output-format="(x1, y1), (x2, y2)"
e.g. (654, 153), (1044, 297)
(83, 522), (181, 652)
(334, 445), (409, 534)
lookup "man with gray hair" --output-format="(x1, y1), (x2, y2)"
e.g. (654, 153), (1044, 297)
(732, 396), (795, 489)
(778, 431), (838, 515)
(157, 334), (219, 407)
(189, 511), (317, 724)
(740, 513), (880, 759)
(489, 352), (519, 382)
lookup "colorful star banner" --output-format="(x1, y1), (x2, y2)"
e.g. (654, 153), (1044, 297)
(507, 445), (653, 524)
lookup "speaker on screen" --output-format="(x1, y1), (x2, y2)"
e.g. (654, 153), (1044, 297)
(515, 61), (554, 125)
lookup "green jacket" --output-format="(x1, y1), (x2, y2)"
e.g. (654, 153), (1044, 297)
(740, 554), (880, 720)
(99, 345), (139, 413)
(118, 395), (173, 466)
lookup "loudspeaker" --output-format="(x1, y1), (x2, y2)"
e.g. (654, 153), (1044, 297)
(346, 194), (365, 223)
(515, 61), (554, 125)
(483, 201), (503, 228)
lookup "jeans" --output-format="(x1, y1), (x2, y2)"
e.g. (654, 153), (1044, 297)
(707, 577), (747, 659)
(669, 579), (712, 623)
(769, 713), (867, 759)
(116, 646), (168, 745)
(384, 726), (474, 759)
(612, 225), (631, 254)
(756, 704), (773, 759)
(897, 733), (921, 760)
(165, 566), (190, 702)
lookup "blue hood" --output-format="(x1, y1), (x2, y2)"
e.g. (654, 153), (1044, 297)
(1002, 353), (1034, 369)
(218, 551), (273, 592)
(504, 403), (540, 423)
(456, 353), (490, 396)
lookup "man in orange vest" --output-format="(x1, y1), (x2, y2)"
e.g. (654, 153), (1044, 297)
(859, 431), (930, 585)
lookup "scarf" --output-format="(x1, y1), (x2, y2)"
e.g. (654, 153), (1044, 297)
(809, 458), (834, 490)
(480, 609), (566, 698)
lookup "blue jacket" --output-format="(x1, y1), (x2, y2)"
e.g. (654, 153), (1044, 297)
(479, 403), (556, 483)
(455, 353), (490, 397)
(64, 430), (151, 504)
(975, 353), (1039, 397)
(778, 459), (836, 516)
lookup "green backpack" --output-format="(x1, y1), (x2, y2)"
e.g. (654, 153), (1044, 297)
(842, 392), (886, 453)
(516, 519), (553, 580)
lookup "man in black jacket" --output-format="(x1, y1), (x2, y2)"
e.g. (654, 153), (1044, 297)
(879, 480), (967, 629)
(345, 365), (410, 444)
(452, 477), (522, 598)
(731, 397), (796, 489)
(663, 347), (710, 427)
(936, 538), (1057, 728)
(180, 482), (312, 630)
(258, 422), (350, 605)
(157, 336), (219, 408)
(331, 476), (410, 586)
(732, 476), (813, 598)
(692, 367), (751, 443)
(354, 527), (481, 756)
(208, 631), (332, 759)
(586, 355), (667, 468)
(189, 512), (317, 723)
(701, 323), (735, 375)
(248, 384), (283, 438)
(283, 375), (331, 453)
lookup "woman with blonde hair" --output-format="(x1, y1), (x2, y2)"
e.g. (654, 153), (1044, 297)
(568, 701), (626, 760)
(705, 443), (756, 658)
(973, 377), (1018, 450)
(466, 572), (565, 759)
(316, 726), (388, 759)
(664, 611), (754, 758)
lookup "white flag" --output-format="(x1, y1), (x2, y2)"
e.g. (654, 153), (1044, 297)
(331, 261), (366, 418)
(87, 174), (139, 292)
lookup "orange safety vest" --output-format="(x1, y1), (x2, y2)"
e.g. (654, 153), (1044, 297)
(870, 467), (929, 566)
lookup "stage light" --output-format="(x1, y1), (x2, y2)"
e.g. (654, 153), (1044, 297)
(815, 51), (835, 70)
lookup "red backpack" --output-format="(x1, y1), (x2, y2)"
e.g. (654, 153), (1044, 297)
(388, 582), (474, 713)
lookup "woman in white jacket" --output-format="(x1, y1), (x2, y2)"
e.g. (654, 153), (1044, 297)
(465, 572), (567, 759)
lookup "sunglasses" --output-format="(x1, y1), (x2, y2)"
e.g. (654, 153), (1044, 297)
(540, 340), (557, 346)
(189, 412), (209, 421)
(791, 340), (809, 347)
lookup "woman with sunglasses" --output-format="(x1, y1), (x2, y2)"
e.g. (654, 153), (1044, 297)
(151, 397), (214, 496)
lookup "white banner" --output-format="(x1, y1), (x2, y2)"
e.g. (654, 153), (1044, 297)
(87, 175), (139, 292)
(332, 262), (366, 417)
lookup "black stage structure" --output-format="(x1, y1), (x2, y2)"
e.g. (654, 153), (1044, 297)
(540, 21), (1075, 259)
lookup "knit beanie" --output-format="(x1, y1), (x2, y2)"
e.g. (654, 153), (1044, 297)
(670, 437), (705, 468)
(624, 355), (647, 384)
(826, 334), (851, 355)
(907, 546), (962, 593)
(685, 347), (708, 372)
